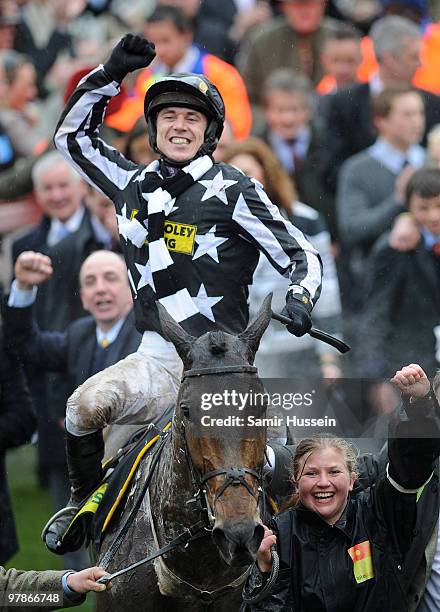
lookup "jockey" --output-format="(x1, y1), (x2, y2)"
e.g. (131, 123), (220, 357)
(45, 34), (323, 554)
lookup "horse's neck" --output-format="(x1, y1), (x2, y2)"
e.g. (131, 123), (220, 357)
(149, 422), (195, 528)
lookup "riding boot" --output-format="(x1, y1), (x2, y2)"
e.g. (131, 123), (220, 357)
(42, 429), (104, 555)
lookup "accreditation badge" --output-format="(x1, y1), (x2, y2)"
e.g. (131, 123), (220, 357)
(347, 540), (375, 584)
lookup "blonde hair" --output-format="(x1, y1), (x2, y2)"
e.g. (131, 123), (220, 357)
(283, 436), (358, 510)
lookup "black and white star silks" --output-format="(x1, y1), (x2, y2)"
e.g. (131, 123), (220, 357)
(54, 65), (323, 338)
(144, 155), (214, 323)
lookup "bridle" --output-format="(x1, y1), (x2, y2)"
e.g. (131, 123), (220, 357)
(180, 362), (264, 528)
(98, 362), (266, 602)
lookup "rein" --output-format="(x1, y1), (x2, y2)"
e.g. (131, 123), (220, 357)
(99, 431), (170, 569)
(182, 364), (258, 379)
(98, 362), (265, 599)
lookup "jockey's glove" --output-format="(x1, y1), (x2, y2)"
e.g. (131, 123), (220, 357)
(282, 287), (312, 337)
(104, 34), (156, 83)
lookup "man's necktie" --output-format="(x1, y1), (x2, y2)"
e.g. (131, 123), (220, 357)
(90, 341), (110, 376)
(57, 225), (70, 242)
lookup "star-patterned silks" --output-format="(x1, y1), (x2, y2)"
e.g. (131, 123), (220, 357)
(127, 269), (138, 298)
(116, 203), (148, 248)
(135, 261), (155, 291)
(142, 191), (178, 217)
(191, 283), (223, 322)
(199, 170), (237, 205)
(193, 225), (228, 262)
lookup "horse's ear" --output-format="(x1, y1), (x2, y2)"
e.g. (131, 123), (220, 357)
(157, 303), (196, 368)
(238, 293), (273, 363)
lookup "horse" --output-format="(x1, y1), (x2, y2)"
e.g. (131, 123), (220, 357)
(95, 294), (274, 611)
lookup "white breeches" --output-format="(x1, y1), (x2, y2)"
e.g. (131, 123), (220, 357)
(65, 332), (182, 459)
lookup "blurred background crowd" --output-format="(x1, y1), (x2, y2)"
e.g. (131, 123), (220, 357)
(2, 0), (440, 591)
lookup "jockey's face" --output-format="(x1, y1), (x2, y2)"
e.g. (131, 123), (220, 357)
(156, 106), (208, 162)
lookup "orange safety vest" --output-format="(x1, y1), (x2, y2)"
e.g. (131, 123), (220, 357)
(315, 74), (337, 95)
(357, 26), (440, 94)
(106, 49), (252, 139)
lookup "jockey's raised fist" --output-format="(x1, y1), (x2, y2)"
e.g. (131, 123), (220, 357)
(104, 34), (156, 82)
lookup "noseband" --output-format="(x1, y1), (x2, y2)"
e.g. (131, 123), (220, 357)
(181, 364), (258, 379)
(180, 363), (264, 527)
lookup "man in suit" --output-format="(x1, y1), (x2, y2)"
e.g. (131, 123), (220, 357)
(254, 68), (335, 237)
(237, 0), (331, 106)
(10, 150), (116, 566)
(336, 85), (425, 354)
(12, 150), (115, 330)
(3, 249), (142, 562)
(321, 15), (440, 193)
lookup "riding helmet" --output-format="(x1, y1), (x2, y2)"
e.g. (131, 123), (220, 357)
(144, 73), (225, 157)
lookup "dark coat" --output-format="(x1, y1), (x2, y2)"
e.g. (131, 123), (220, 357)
(2, 306), (142, 397)
(243, 398), (440, 611)
(255, 124), (337, 239)
(2, 304), (141, 469)
(11, 206), (108, 470)
(0, 333), (36, 564)
(12, 207), (103, 331)
(195, 0), (238, 64)
(358, 234), (440, 379)
(0, 566), (82, 608)
(320, 82), (440, 193)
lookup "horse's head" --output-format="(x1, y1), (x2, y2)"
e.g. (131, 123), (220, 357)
(158, 295), (272, 567)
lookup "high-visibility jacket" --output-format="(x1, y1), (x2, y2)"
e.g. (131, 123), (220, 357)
(106, 46), (252, 139)
(315, 74), (337, 95)
(357, 25), (440, 94)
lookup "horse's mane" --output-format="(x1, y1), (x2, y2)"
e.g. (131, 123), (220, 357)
(208, 331), (228, 355)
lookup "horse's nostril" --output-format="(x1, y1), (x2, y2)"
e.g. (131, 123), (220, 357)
(213, 521), (263, 566)
(212, 527), (227, 546)
(213, 521), (264, 553)
(212, 526), (228, 550)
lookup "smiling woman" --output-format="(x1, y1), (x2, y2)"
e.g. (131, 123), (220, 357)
(243, 362), (440, 611)
(291, 438), (357, 525)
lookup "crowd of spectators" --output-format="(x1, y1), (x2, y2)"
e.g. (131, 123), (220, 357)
(2, 0), (440, 605)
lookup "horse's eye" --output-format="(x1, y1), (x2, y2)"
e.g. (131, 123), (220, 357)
(180, 403), (190, 417)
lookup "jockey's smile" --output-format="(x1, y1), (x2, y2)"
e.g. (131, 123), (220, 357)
(156, 106), (208, 163)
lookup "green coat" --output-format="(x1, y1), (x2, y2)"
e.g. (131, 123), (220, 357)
(0, 567), (84, 611)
